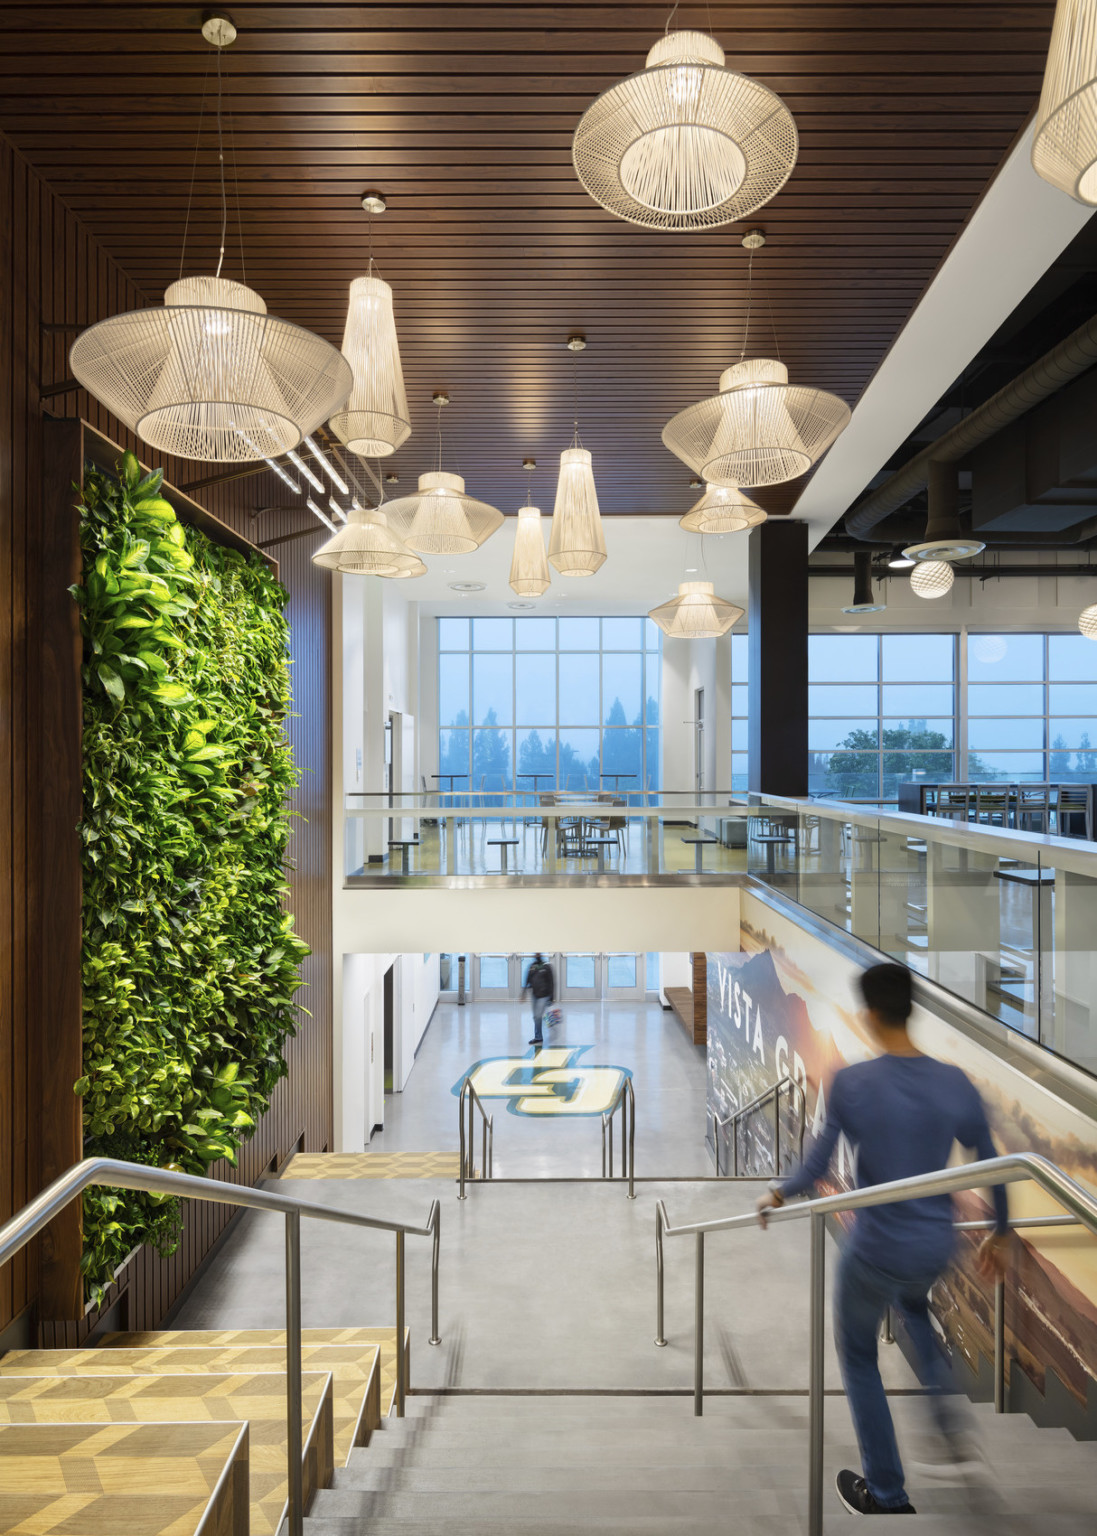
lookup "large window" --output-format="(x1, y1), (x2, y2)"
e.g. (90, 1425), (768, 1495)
(437, 616), (661, 792)
(808, 633), (957, 801)
(967, 632), (1097, 782)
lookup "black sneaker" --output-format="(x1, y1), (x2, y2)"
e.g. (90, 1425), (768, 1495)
(835, 1470), (915, 1515)
(529, 1038), (543, 1047)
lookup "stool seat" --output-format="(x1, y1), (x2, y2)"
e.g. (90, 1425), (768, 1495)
(486, 837), (520, 871)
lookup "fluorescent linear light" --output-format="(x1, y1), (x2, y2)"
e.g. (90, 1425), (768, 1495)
(306, 497), (337, 532)
(264, 456), (300, 494)
(304, 434), (350, 496)
(328, 497), (349, 523)
(286, 448), (326, 495)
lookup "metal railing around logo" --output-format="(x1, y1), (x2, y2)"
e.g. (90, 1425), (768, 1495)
(651, 1151), (1097, 1536)
(602, 1076), (636, 1199)
(712, 1075), (807, 1178)
(0, 1157), (442, 1536)
(457, 1076), (494, 1199)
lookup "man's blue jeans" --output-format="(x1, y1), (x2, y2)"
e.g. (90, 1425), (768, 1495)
(834, 1248), (963, 1509)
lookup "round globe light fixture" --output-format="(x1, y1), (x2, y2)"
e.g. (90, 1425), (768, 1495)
(910, 561), (955, 600)
(1079, 602), (1097, 639)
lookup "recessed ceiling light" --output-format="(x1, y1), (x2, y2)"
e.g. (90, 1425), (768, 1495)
(448, 580), (486, 593)
(567, 333), (586, 352)
(385, 472), (399, 483)
(685, 567), (697, 572)
(508, 601), (536, 610)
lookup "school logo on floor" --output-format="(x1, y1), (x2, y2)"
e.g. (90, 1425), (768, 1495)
(453, 1047), (631, 1117)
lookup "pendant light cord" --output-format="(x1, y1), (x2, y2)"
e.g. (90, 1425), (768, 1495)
(437, 398), (444, 473)
(739, 246), (754, 362)
(214, 44), (228, 279)
(571, 345), (584, 450)
(664, 1), (680, 34)
(178, 55), (212, 279)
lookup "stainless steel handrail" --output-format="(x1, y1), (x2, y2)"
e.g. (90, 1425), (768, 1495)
(652, 1151), (1097, 1536)
(457, 1076), (494, 1198)
(713, 1075), (807, 1178)
(601, 1076), (636, 1199)
(0, 1156), (442, 1536)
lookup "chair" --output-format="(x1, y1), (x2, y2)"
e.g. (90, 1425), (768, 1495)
(973, 784), (1011, 828)
(936, 785), (973, 823)
(1054, 783), (1091, 840)
(1016, 785), (1052, 834)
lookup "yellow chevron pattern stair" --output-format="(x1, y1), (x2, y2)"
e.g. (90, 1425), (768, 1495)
(0, 1369), (332, 1535)
(280, 1151), (459, 1180)
(0, 1419), (248, 1536)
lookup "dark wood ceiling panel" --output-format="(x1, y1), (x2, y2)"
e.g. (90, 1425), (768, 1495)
(0, 1), (1058, 519)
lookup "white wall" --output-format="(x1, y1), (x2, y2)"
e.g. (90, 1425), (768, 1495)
(336, 949), (440, 1151)
(659, 950), (693, 1006)
(661, 635), (727, 796)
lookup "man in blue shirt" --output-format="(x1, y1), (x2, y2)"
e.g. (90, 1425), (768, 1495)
(757, 962), (1009, 1516)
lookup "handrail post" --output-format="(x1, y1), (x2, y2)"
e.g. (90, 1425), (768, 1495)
(994, 1276), (1006, 1413)
(284, 1210), (304, 1536)
(713, 1110), (721, 1178)
(395, 1228), (406, 1418)
(694, 1230), (705, 1416)
(774, 1084), (781, 1177)
(458, 1082), (468, 1199)
(429, 1204), (441, 1346)
(732, 1113), (739, 1176)
(601, 1113), (607, 1178)
(627, 1080), (636, 1199)
(808, 1211), (825, 1536)
(488, 1116), (494, 1178)
(655, 1204), (667, 1346)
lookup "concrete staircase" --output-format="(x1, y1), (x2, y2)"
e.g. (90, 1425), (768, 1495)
(303, 1391), (1097, 1535)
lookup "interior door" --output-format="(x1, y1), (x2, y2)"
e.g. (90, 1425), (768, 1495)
(558, 952), (599, 1001)
(604, 952), (645, 1000)
(472, 952), (513, 1000)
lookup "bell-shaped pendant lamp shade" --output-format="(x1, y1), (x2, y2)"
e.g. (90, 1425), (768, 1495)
(509, 505), (551, 596)
(910, 560), (955, 600)
(1033, 0), (1097, 202)
(663, 359), (851, 488)
(679, 482), (767, 534)
(548, 447), (607, 577)
(69, 275), (353, 463)
(384, 470), (504, 555)
(1079, 602), (1097, 638)
(648, 580), (743, 639)
(572, 30), (797, 231)
(311, 505), (423, 577)
(328, 272), (411, 457)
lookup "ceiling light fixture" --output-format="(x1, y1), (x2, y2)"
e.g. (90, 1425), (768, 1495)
(887, 547), (916, 570)
(311, 505), (423, 577)
(305, 498), (338, 533)
(1033, 0), (1097, 203)
(901, 463), (985, 563)
(663, 233), (849, 487)
(304, 434), (349, 495)
(1079, 602), (1097, 639)
(328, 195), (411, 458)
(648, 581), (744, 639)
(510, 458), (551, 597)
(679, 482), (767, 534)
(69, 19), (351, 462)
(549, 336), (607, 577)
(448, 580), (486, 593)
(383, 393), (503, 553)
(910, 560), (955, 600)
(286, 448), (325, 495)
(841, 551), (887, 615)
(265, 457), (300, 494)
(572, 27), (797, 230)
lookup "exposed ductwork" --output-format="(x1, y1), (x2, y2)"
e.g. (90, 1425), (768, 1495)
(846, 310), (1097, 541)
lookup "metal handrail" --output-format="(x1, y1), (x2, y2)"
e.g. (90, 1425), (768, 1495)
(601, 1076), (636, 1199)
(457, 1076), (494, 1198)
(713, 1075), (807, 1178)
(652, 1151), (1097, 1536)
(0, 1156), (441, 1536)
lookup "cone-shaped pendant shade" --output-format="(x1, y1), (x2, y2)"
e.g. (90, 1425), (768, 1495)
(328, 271), (411, 457)
(648, 580), (743, 639)
(1033, 0), (1097, 202)
(663, 358), (850, 487)
(509, 505), (551, 596)
(679, 482), (767, 534)
(572, 29), (797, 231)
(384, 470), (504, 554)
(70, 275), (353, 463)
(548, 447), (607, 577)
(311, 505), (423, 577)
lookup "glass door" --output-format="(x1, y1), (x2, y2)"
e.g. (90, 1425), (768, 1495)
(558, 952), (598, 1001)
(604, 952), (644, 1000)
(472, 953), (514, 1000)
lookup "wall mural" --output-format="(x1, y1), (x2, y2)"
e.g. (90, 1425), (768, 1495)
(707, 889), (1097, 1417)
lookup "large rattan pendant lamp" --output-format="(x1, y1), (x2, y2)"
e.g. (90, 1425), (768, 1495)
(1033, 0), (1097, 203)
(663, 233), (850, 488)
(649, 581), (743, 639)
(382, 393), (504, 554)
(328, 193), (412, 457)
(69, 16), (351, 463)
(679, 482), (767, 534)
(311, 475), (424, 577)
(572, 15), (797, 231)
(548, 336), (607, 578)
(509, 459), (551, 597)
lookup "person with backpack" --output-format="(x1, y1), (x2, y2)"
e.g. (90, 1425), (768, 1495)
(756, 962), (1009, 1516)
(522, 953), (556, 1047)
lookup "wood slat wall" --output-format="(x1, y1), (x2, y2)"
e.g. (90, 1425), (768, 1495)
(0, 130), (333, 1344)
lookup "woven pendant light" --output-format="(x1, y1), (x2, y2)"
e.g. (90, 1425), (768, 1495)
(572, 29), (797, 230)
(548, 448), (607, 577)
(70, 274), (352, 463)
(509, 505), (551, 596)
(663, 358), (850, 488)
(1079, 602), (1097, 638)
(329, 270), (411, 457)
(1033, 0), (1097, 203)
(910, 561), (954, 600)
(649, 581), (743, 639)
(679, 482), (767, 534)
(384, 471), (503, 555)
(311, 505), (423, 577)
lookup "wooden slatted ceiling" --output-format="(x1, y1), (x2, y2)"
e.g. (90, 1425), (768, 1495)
(0, 2), (1057, 520)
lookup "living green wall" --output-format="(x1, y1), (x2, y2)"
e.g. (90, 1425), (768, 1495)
(73, 453), (308, 1299)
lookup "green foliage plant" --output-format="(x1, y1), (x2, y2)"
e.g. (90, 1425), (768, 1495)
(72, 450), (308, 1300)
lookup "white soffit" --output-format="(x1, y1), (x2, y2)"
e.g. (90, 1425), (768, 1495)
(793, 123), (1095, 548)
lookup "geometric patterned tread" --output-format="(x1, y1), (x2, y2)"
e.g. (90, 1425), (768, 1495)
(0, 1419), (249, 1536)
(280, 1152), (459, 1180)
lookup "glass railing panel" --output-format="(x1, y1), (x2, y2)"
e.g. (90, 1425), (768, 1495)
(1040, 857), (1097, 1076)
